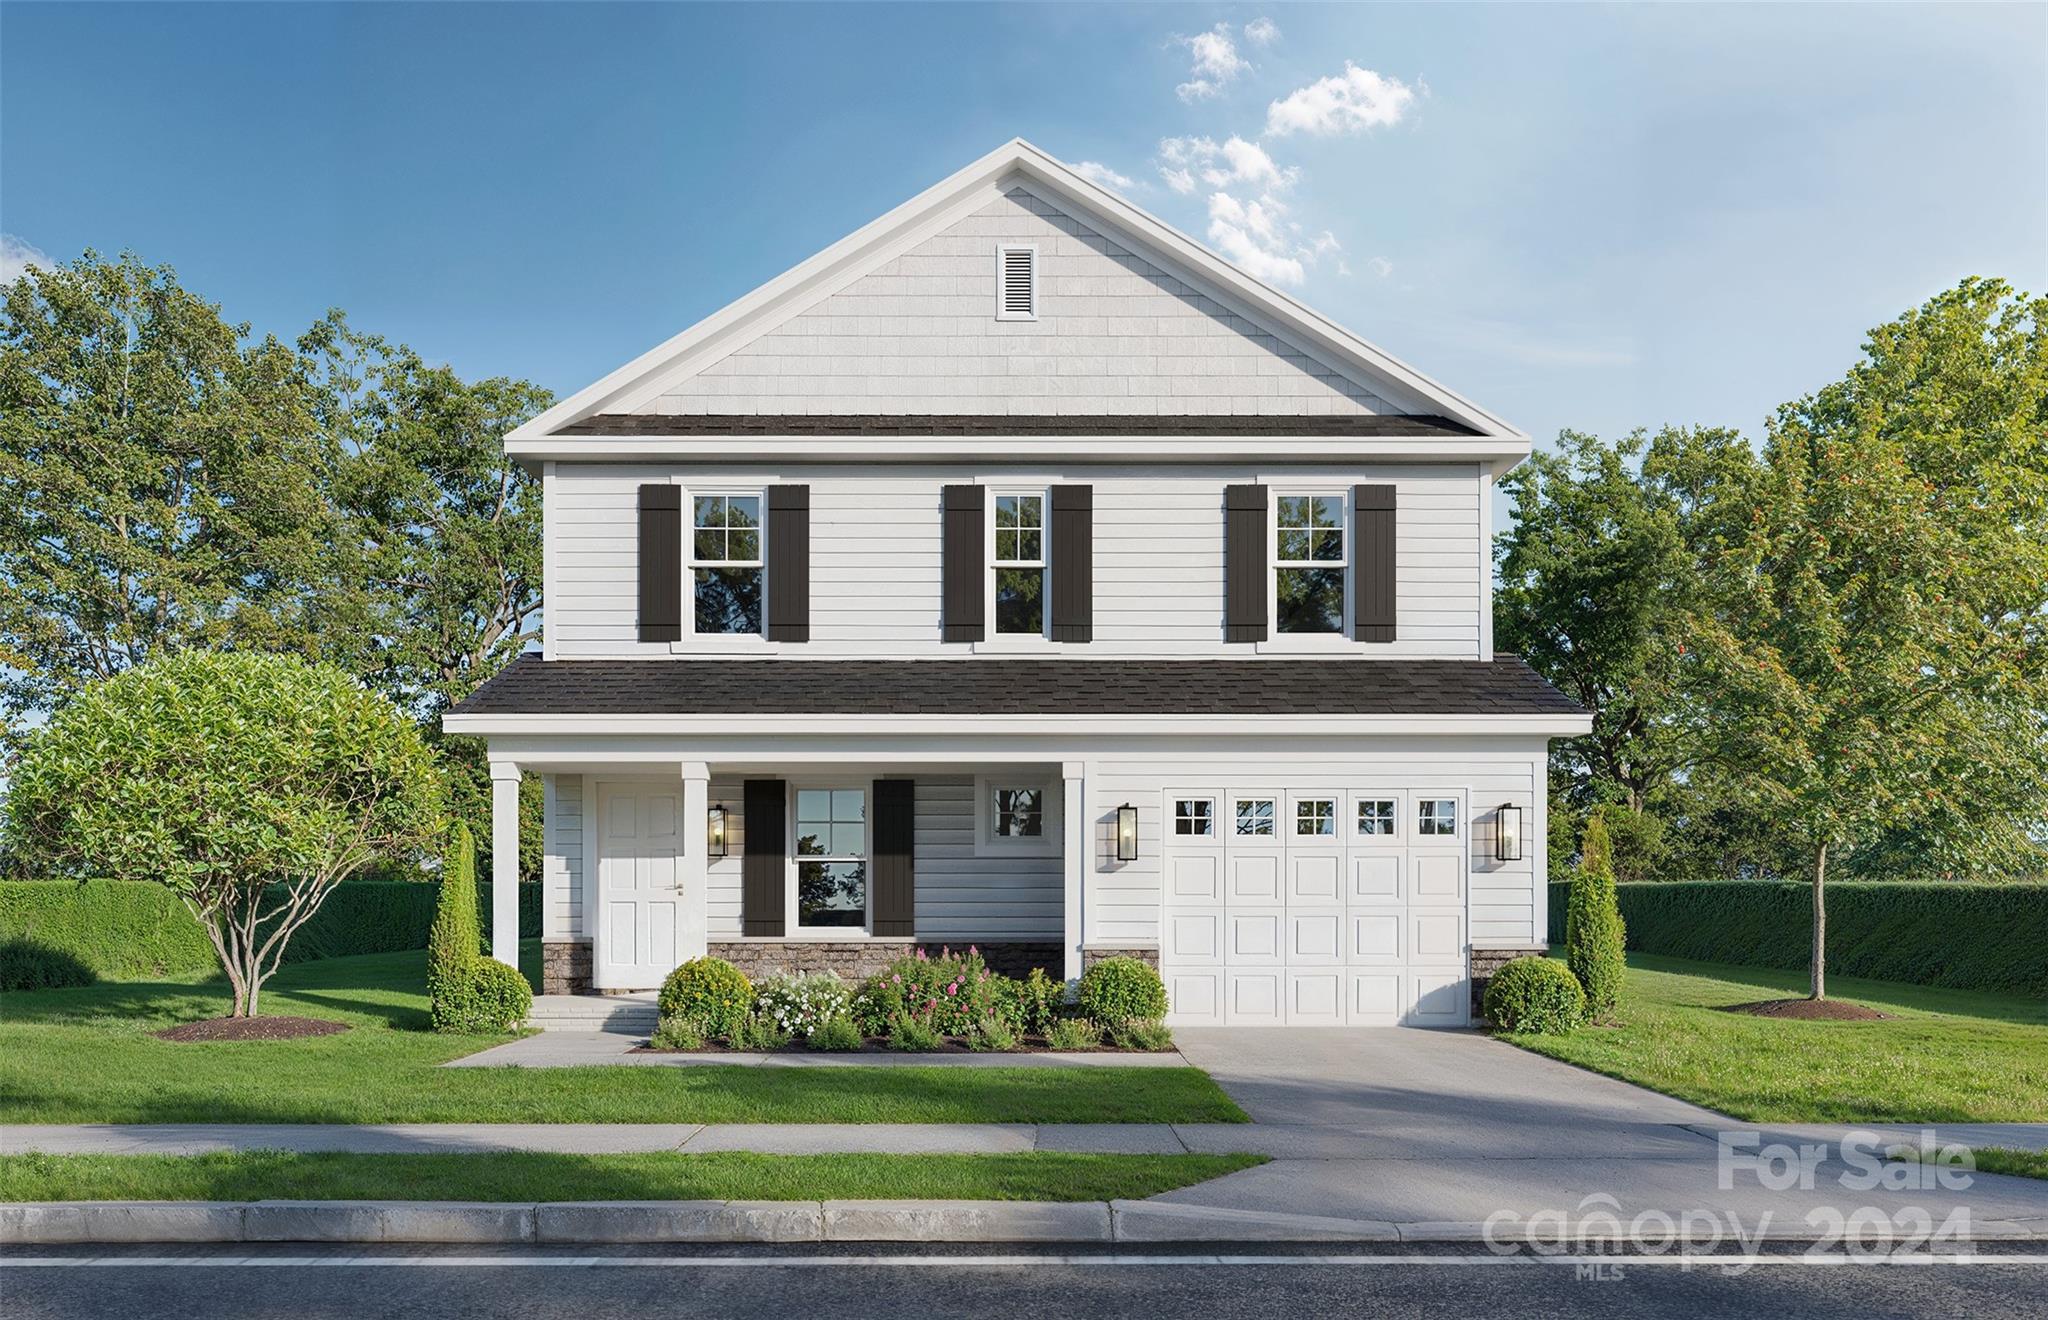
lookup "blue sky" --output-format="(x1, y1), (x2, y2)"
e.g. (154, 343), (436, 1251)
(3, 2), (2043, 449)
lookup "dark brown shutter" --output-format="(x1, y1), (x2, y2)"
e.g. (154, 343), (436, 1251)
(1353, 484), (1396, 643)
(941, 484), (985, 643)
(766, 484), (810, 642)
(1049, 484), (1093, 643)
(1224, 483), (1268, 643)
(637, 484), (682, 643)
(742, 779), (786, 937)
(871, 779), (915, 938)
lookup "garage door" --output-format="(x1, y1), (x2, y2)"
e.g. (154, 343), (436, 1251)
(1162, 790), (1469, 1027)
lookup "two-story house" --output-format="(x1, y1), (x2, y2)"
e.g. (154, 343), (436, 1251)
(444, 140), (1589, 1026)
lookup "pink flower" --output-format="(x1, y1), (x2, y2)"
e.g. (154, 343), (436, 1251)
(946, 984), (957, 996)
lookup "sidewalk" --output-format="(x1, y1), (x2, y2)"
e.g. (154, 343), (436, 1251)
(441, 1033), (1191, 1068)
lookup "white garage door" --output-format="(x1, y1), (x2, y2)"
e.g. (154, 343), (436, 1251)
(1162, 789), (1470, 1027)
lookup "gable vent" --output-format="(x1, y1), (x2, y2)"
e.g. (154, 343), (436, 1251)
(997, 244), (1037, 320)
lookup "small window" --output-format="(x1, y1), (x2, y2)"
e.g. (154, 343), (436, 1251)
(991, 787), (1044, 838)
(1174, 799), (1214, 836)
(1418, 799), (1459, 837)
(993, 492), (1046, 635)
(1294, 798), (1336, 837)
(1357, 799), (1397, 836)
(1274, 493), (1346, 634)
(692, 493), (763, 635)
(997, 244), (1037, 320)
(794, 788), (866, 929)
(1235, 798), (1276, 836)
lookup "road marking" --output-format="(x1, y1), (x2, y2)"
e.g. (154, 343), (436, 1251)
(3, 1252), (2044, 1269)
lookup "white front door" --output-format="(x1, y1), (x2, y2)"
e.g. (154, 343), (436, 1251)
(594, 780), (685, 990)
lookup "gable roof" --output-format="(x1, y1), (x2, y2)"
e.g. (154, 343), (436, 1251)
(510, 139), (1525, 452)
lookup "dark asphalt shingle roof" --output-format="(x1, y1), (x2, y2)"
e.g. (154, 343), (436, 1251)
(552, 413), (1483, 438)
(448, 656), (1582, 718)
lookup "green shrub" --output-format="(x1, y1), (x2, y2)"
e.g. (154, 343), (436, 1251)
(0, 936), (99, 991)
(658, 958), (753, 1041)
(807, 1016), (864, 1051)
(864, 946), (1015, 1037)
(966, 1014), (1018, 1051)
(849, 978), (898, 1036)
(887, 1012), (944, 1052)
(1483, 956), (1587, 1035)
(649, 1017), (706, 1051)
(1076, 956), (1167, 1027)
(1016, 967), (1064, 1035)
(434, 956), (533, 1034)
(732, 1016), (793, 1051)
(1108, 1019), (1175, 1051)
(1565, 816), (1628, 1017)
(427, 824), (480, 1029)
(1543, 879), (2048, 996)
(1045, 1017), (1102, 1051)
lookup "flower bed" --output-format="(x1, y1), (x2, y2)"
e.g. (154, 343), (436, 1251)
(644, 949), (1175, 1054)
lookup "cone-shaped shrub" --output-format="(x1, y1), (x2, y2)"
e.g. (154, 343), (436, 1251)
(1565, 814), (1628, 1017)
(428, 823), (482, 1030)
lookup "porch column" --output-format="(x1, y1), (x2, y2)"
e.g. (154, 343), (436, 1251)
(489, 760), (521, 968)
(1063, 760), (1084, 981)
(679, 761), (711, 962)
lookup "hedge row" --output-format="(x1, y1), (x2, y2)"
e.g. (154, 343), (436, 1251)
(1545, 880), (2048, 996)
(0, 880), (541, 982)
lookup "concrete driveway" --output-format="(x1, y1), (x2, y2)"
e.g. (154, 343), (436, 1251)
(1157, 1027), (2048, 1234)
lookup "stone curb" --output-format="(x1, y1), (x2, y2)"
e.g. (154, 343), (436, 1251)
(5, 1201), (2046, 1246)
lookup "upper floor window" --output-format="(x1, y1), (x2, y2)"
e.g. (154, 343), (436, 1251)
(1274, 493), (1345, 634)
(692, 493), (763, 634)
(992, 492), (1047, 635)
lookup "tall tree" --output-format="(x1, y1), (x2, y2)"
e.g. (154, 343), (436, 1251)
(1690, 279), (2048, 996)
(0, 253), (359, 742)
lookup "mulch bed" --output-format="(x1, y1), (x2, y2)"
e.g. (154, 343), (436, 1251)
(153, 1015), (353, 1043)
(631, 1037), (1164, 1056)
(1720, 998), (1891, 1022)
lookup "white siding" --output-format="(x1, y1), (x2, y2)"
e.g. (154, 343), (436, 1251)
(541, 773), (584, 939)
(547, 462), (1483, 659)
(641, 187), (1395, 418)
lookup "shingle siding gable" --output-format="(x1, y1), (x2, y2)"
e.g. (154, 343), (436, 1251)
(641, 188), (1393, 418)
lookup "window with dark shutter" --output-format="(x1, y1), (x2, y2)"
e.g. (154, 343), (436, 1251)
(766, 484), (810, 642)
(871, 779), (915, 937)
(1049, 485), (1093, 643)
(637, 484), (682, 643)
(742, 779), (787, 936)
(941, 484), (985, 642)
(1352, 484), (1396, 643)
(1224, 483), (1269, 643)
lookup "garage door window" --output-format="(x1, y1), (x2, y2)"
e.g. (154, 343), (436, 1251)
(1235, 798), (1276, 836)
(1357, 799), (1397, 836)
(1175, 799), (1214, 835)
(1418, 799), (1458, 836)
(1295, 798), (1337, 837)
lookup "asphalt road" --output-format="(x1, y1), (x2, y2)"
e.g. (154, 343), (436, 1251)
(4, 1244), (2046, 1319)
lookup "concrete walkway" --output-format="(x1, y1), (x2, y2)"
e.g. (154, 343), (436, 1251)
(442, 1032), (1190, 1068)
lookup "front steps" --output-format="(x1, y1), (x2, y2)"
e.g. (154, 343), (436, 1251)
(527, 992), (658, 1034)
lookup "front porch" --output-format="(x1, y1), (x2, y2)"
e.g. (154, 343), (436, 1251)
(482, 756), (1149, 996)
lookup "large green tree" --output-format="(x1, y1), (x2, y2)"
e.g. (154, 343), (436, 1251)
(1689, 279), (2048, 996)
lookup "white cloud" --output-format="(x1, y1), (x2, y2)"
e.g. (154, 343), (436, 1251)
(1205, 191), (1349, 288)
(1266, 61), (1417, 136)
(1175, 23), (1250, 103)
(1366, 256), (1393, 278)
(1244, 16), (1280, 46)
(1, 234), (53, 285)
(1161, 166), (1196, 195)
(1157, 135), (1295, 191)
(1073, 160), (1137, 193)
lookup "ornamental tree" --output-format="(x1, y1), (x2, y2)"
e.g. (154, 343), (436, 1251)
(5, 650), (444, 1016)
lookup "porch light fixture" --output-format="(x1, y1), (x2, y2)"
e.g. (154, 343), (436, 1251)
(707, 803), (729, 858)
(1116, 803), (1139, 862)
(1495, 803), (1523, 863)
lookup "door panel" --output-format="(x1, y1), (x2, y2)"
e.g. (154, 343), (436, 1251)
(594, 781), (685, 989)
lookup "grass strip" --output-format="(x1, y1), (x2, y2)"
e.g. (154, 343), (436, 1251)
(0, 1150), (1267, 1203)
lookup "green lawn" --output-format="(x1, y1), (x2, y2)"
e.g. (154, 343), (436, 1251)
(1502, 952), (2048, 1123)
(0, 945), (1245, 1125)
(0, 1150), (1265, 1203)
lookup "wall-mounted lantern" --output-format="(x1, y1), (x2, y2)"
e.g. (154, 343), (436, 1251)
(707, 803), (729, 858)
(1116, 803), (1139, 862)
(1495, 803), (1523, 863)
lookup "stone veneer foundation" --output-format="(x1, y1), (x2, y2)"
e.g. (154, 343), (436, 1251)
(540, 940), (593, 996)
(1082, 946), (1159, 970)
(1469, 945), (1548, 1019)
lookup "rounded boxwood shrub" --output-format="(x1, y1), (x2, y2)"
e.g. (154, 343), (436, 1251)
(658, 957), (753, 1040)
(1076, 956), (1167, 1027)
(438, 956), (533, 1033)
(0, 935), (99, 992)
(1482, 956), (1587, 1035)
